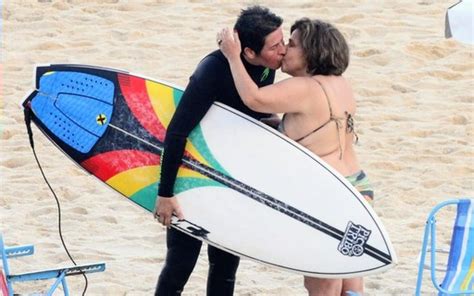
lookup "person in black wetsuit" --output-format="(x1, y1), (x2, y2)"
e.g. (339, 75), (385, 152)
(153, 6), (286, 296)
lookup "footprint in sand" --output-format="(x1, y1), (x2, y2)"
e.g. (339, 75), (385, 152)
(14, 13), (44, 22)
(100, 215), (118, 224)
(429, 70), (463, 81)
(407, 221), (424, 229)
(409, 130), (433, 138)
(117, 4), (140, 12)
(127, 31), (146, 41)
(31, 206), (56, 217)
(371, 161), (402, 171)
(70, 207), (88, 215)
(358, 88), (385, 97)
(366, 282), (382, 290)
(81, 6), (98, 14)
(69, 41), (95, 48)
(52, 2), (70, 11)
(422, 180), (443, 189)
(448, 63), (474, 72)
(336, 14), (364, 24)
(58, 187), (81, 201)
(96, 250), (115, 260)
(369, 127), (384, 133)
(136, 257), (161, 264)
(40, 242), (61, 249)
(372, 55), (390, 66)
(453, 166), (473, 175)
(343, 27), (362, 39)
(418, 0), (436, 5)
(32, 41), (65, 50)
(5, 66), (23, 72)
(354, 48), (382, 58)
(406, 42), (454, 60)
(392, 84), (416, 93)
(1, 157), (31, 168)
(451, 115), (468, 125)
(1, 130), (14, 140)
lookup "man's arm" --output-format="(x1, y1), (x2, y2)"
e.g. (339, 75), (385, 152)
(155, 55), (222, 226)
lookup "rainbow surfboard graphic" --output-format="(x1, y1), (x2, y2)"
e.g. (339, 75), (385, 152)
(25, 65), (226, 211)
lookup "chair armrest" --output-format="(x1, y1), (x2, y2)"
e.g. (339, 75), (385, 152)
(7, 262), (106, 283)
(4, 245), (34, 259)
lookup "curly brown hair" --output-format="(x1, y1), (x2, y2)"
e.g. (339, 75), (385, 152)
(290, 18), (349, 76)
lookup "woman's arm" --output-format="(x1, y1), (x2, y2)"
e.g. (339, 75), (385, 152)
(218, 28), (309, 114)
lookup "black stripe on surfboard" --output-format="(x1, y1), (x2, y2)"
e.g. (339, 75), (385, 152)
(183, 158), (392, 265)
(109, 124), (392, 265)
(172, 219), (388, 276)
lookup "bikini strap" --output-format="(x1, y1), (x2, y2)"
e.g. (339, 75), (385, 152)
(313, 78), (337, 120)
(313, 79), (344, 159)
(294, 79), (337, 142)
(345, 111), (359, 144)
(287, 78), (357, 160)
(294, 79), (344, 156)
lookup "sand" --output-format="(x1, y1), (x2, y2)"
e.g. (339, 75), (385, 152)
(1, 0), (473, 295)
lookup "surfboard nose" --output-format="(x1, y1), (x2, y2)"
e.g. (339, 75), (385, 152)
(29, 70), (115, 153)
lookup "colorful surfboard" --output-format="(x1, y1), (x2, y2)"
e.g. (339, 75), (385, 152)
(22, 64), (397, 278)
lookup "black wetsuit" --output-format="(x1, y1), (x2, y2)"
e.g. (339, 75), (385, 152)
(155, 50), (275, 296)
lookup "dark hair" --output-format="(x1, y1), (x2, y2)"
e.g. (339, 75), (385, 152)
(234, 6), (283, 55)
(290, 18), (349, 75)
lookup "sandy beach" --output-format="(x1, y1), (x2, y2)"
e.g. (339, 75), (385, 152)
(1, 0), (473, 295)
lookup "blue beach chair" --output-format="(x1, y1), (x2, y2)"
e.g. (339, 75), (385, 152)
(415, 198), (474, 295)
(0, 234), (105, 296)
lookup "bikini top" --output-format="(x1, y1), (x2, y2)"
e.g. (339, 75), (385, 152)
(278, 78), (358, 159)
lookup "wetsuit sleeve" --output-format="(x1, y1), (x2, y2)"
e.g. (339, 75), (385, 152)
(158, 55), (222, 197)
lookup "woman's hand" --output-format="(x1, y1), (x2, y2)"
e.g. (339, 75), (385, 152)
(217, 28), (241, 61)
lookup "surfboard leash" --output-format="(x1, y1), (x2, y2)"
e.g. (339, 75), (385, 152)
(24, 107), (89, 296)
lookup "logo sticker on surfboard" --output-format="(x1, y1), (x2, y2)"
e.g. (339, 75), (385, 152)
(338, 221), (371, 257)
(96, 114), (107, 125)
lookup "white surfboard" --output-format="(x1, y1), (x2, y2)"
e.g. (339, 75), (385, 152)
(23, 64), (397, 278)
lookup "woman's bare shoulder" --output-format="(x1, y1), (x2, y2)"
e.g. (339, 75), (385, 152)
(273, 76), (316, 96)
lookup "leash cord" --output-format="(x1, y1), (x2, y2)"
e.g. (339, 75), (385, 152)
(24, 107), (89, 296)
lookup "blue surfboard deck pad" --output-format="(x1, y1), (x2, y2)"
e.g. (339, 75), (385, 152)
(31, 70), (115, 153)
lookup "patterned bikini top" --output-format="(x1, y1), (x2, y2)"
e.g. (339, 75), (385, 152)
(278, 78), (358, 159)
